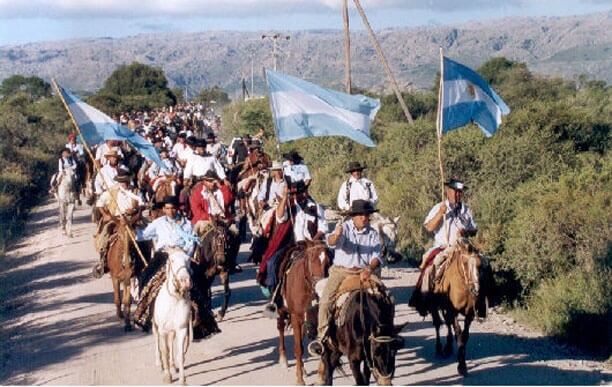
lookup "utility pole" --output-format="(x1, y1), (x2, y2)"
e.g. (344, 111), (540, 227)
(262, 33), (290, 72)
(352, 0), (414, 124)
(251, 55), (255, 96)
(342, 0), (352, 94)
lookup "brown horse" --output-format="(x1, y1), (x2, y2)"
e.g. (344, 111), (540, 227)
(276, 240), (331, 385)
(194, 221), (240, 320)
(426, 238), (490, 376)
(106, 221), (151, 331)
(320, 280), (405, 385)
(150, 177), (177, 219)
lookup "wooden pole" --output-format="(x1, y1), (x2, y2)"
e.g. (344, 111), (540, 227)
(51, 79), (148, 267)
(342, 0), (352, 94)
(352, 0), (413, 124)
(436, 47), (446, 199)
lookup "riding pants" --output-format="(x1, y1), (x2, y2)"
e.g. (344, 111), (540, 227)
(316, 266), (359, 340)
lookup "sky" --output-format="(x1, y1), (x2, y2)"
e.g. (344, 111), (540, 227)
(0, 0), (610, 46)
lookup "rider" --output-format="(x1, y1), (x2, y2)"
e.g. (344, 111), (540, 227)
(256, 161), (286, 235)
(205, 132), (222, 159)
(66, 133), (84, 159)
(183, 139), (226, 184)
(282, 150), (311, 186)
(308, 199), (382, 357)
(337, 161), (378, 211)
(409, 178), (478, 314)
(92, 171), (144, 278)
(50, 148), (78, 194)
(94, 147), (129, 196)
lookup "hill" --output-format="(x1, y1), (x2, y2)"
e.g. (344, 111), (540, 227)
(0, 11), (610, 95)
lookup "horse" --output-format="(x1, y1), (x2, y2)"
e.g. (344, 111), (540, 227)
(276, 240), (331, 385)
(424, 238), (491, 376)
(106, 220), (150, 331)
(194, 220), (240, 320)
(320, 282), (405, 385)
(150, 176), (178, 219)
(56, 167), (78, 237)
(152, 249), (193, 385)
(325, 209), (402, 262)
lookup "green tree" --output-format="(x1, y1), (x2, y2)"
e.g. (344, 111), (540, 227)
(0, 75), (51, 100)
(196, 86), (231, 108)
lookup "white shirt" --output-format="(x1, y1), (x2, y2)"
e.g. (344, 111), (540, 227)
(183, 154), (226, 180)
(95, 144), (124, 166)
(257, 178), (286, 207)
(337, 176), (378, 211)
(172, 142), (190, 162)
(201, 187), (225, 218)
(94, 164), (129, 194)
(147, 158), (179, 179)
(96, 185), (144, 216)
(424, 200), (477, 248)
(328, 219), (381, 269)
(58, 157), (77, 173)
(277, 198), (327, 242)
(138, 215), (195, 255)
(66, 142), (84, 157)
(284, 163), (311, 183)
(206, 143), (222, 158)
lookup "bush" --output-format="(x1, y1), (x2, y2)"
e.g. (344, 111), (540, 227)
(524, 268), (611, 354)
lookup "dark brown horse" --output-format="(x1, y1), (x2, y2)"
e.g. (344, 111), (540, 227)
(194, 220), (240, 320)
(320, 280), (405, 385)
(426, 238), (491, 376)
(106, 221), (151, 331)
(276, 240), (331, 385)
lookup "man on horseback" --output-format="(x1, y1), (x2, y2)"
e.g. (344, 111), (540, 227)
(337, 161), (378, 211)
(50, 147), (78, 195)
(282, 150), (311, 186)
(308, 199), (382, 357)
(94, 148), (129, 196)
(93, 171), (144, 278)
(409, 178), (478, 315)
(183, 139), (226, 184)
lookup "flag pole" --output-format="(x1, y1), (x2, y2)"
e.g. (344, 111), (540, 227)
(436, 47), (446, 199)
(51, 79), (148, 268)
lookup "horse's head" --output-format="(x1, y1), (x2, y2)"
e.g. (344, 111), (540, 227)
(167, 250), (193, 298)
(365, 295), (405, 385)
(455, 238), (484, 296)
(304, 240), (331, 282)
(370, 213), (401, 262)
(198, 223), (227, 269)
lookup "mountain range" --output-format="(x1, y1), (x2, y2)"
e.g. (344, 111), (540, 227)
(0, 11), (610, 97)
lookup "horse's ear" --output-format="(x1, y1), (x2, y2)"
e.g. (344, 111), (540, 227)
(393, 216), (400, 224)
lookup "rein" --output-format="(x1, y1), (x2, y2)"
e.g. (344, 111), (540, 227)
(165, 258), (191, 300)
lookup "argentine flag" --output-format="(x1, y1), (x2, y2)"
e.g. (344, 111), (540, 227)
(56, 83), (164, 168)
(266, 70), (380, 147)
(441, 57), (510, 137)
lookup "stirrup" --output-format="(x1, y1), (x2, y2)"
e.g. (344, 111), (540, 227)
(92, 263), (104, 279)
(308, 339), (324, 357)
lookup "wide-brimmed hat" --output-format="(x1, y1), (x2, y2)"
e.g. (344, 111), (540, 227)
(201, 170), (220, 182)
(194, 138), (207, 148)
(289, 180), (307, 194)
(283, 150), (303, 163)
(269, 161), (283, 171)
(186, 136), (197, 146)
(444, 178), (467, 191)
(162, 196), (180, 207)
(104, 147), (122, 159)
(347, 199), (379, 216)
(345, 161), (366, 173)
(205, 132), (216, 142)
(114, 171), (132, 183)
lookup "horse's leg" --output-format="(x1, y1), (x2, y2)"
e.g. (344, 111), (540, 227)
(431, 308), (443, 357)
(159, 333), (172, 383)
(59, 200), (66, 234)
(168, 330), (177, 373)
(456, 314), (472, 376)
(176, 327), (188, 385)
(122, 279), (132, 332)
(153, 322), (162, 369)
(277, 314), (289, 368)
(442, 309), (455, 357)
(350, 359), (366, 385)
(323, 350), (341, 386)
(291, 314), (306, 385)
(218, 271), (231, 320)
(112, 277), (123, 320)
(363, 360), (372, 385)
(66, 202), (74, 237)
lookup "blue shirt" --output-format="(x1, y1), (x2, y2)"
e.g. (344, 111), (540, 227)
(138, 215), (196, 255)
(327, 219), (381, 269)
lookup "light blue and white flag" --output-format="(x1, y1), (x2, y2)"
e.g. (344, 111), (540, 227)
(441, 57), (510, 137)
(266, 70), (380, 147)
(56, 83), (164, 168)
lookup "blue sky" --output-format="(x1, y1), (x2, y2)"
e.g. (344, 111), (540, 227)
(0, 0), (610, 46)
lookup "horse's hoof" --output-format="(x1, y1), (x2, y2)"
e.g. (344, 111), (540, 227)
(279, 355), (289, 369)
(163, 374), (172, 384)
(124, 324), (132, 332)
(215, 311), (225, 321)
(180, 377), (186, 385)
(296, 379), (306, 385)
(458, 363), (468, 376)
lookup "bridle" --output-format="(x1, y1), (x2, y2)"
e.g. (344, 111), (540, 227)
(454, 244), (480, 297)
(376, 218), (397, 259)
(166, 256), (191, 299)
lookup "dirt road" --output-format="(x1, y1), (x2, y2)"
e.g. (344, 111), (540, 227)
(0, 200), (609, 385)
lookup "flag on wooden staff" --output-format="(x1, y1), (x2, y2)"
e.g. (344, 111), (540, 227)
(441, 56), (510, 137)
(266, 69), (380, 147)
(55, 83), (164, 168)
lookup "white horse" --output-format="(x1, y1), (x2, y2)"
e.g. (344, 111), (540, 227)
(324, 208), (402, 262)
(153, 250), (193, 385)
(56, 167), (77, 237)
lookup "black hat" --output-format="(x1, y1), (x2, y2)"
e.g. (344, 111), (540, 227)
(162, 196), (180, 207)
(283, 150), (303, 163)
(444, 178), (467, 191)
(345, 161), (366, 173)
(205, 132), (216, 142)
(288, 180), (307, 194)
(347, 200), (379, 216)
(60, 147), (71, 155)
(186, 136), (197, 146)
(114, 171), (132, 183)
(201, 170), (220, 182)
(194, 138), (207, 148)
(177, 132), (187, 139)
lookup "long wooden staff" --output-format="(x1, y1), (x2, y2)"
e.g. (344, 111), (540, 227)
(436, 47), (446, 199)
(51, 79), (148, 267)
